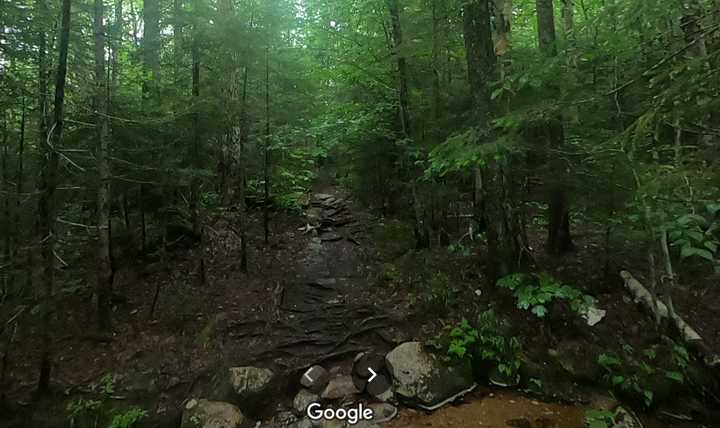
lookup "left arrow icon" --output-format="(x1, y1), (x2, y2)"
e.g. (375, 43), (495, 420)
(303, 370), (314, 383)
(368, 368), (377, 383)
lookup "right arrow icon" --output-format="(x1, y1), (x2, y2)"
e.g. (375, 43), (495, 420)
(368, 368), (377, 383)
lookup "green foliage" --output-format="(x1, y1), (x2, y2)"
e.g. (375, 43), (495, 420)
(67, 398), (103, 427)
(496, 273), (596, 318)
(92, 373), (117, 396)
(108, 407), (148, 428)
(269, 140), (322, 212)
(433, 310), (522, 378)
(445, 318), (479, 359)
(447, 242), (472, 257)
(584, 409), (622, 428)
(666, 207), (720, 266)
(597, 341), (690, 407)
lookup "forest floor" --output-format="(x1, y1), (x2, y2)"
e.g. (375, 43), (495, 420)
(2, 185), (720, 427)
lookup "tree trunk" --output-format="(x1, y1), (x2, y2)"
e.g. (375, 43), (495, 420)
(561, 0), (574, 38)
(174, 0), (184, 84)
(190, 12), (201, 238)
(1, 120), (9, 297)
(430, 0), (441, 121)
(536, 0), (574, 254)
(14, 98), (27, 291)
(111, 0), (123, 90)
(142, 0), (161, 98)
(263, 44), (270, 245)
(463, 0), (495, 125)
(239, 64), (249, 272)
(386, 0), (411, 135)
(387, 0), (428, 247)
(493, 0), (512, 58)
(94, 0), (113, 333)
(37, 0), (71, 395)
(463, 0), (527, 281)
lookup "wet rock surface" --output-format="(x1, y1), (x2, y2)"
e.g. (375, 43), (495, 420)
(229, 366), (275, 399)
(321, 375), (360, 400)
(301, 365), (330, 393)
(385, 342), (475, 408)
(181, 398), (246, 428)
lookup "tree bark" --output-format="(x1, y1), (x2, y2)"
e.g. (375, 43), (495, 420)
(536, 0), (574, 254)
(1, 119), (9, 296)
(387, 0), (428, 247)
(430, 0), (441, 121)
(111, 0), (123, 91)
(239, 63), (249, 272)
(561, 0), (574, 38)
(263, 44), (271, 244)
(386, 0), (411, 135)
(142, 0), (161, 97)
(463, 0), (527, 281)
(13, 99), (27, 291)
(94, 0), (113, 332)
(37, 0), (71, 395)
(190, 16), (201, 238)
(174, 0), (184, 84)
(493, 0), (512, 57)
(463, 0), (495, 126)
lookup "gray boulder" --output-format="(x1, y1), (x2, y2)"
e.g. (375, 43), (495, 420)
(264, 411), (300, 428)
(229, 366), (274, 399)
(301, 365), (330, 393)
(320, 375), (360, 400)
(385, 342), (474, 408)
(293, 389), (319, 415)
(181, 398), (245, 428)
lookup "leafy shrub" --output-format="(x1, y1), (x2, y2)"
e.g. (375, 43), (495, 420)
(597, 341), (689, 407)
(496, 272), (596, 318)
(433, 310), (522, 379)
(584, 409), (622, 428)
(108, 407), (148, 428)
(666, 205), (720, 267)
(67, 398), (102, 427)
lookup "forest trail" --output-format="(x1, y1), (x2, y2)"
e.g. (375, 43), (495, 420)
(227, 189), (401, 371)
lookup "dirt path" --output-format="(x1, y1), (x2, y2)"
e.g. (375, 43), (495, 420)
(221, 190), (400, 372)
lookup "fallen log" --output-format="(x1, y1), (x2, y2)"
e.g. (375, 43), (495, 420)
(620, 270), (719, 369)
(620, 270), (701, 343)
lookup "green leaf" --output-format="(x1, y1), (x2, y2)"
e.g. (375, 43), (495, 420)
(706, 203), (720, 215)
(643, 390), (654, 406)
(531, 305), (547, 317)
(665, 371), (684, 383)
(611, 375), (625, 386)
(680, 246), (714, 261)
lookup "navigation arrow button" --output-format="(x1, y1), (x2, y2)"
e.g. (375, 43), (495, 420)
(368, 368), (378, 383)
